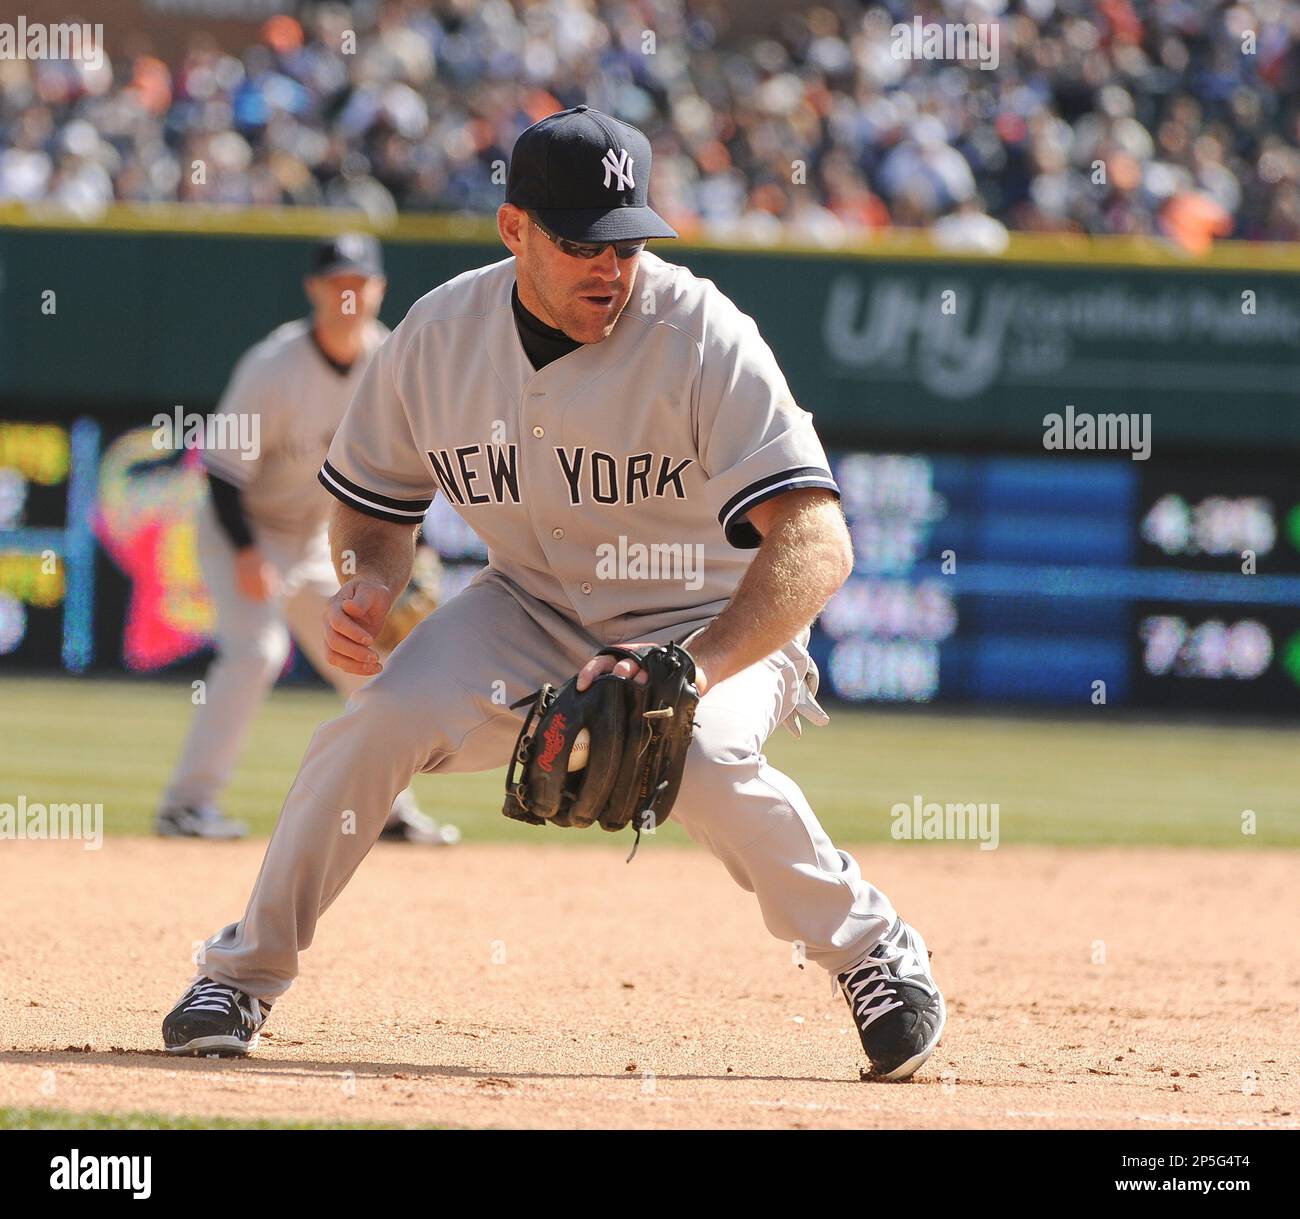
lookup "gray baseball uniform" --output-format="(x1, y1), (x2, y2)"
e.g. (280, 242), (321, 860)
(198, 252), (897, 996)
(163, 319), (388, 811)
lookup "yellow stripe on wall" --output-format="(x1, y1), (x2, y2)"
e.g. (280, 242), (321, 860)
(2, 201), (1299, 272)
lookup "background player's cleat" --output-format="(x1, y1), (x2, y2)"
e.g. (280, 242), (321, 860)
(379, 792), (461, 845)
(155, 804), (249, 840)
(838, 918), (946, 1082)
(162, 976), (271, 1056)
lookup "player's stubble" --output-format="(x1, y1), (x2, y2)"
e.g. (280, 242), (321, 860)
(512, 220), (640, 344)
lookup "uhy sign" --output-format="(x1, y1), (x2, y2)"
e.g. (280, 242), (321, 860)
(822, 274), (1300, 401)
(823, 276), (1016, 398)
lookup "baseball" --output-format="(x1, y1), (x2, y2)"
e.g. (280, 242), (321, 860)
(568, 728), (590, 772)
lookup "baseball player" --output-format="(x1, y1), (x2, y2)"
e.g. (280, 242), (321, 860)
(163, 109), (945, 1081)
(155, 234), (457, 846)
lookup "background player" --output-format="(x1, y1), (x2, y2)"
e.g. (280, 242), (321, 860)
(155, 234), (458, 846)
(163, 110), (944, 1081)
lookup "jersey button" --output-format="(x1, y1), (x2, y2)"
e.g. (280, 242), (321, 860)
(532, 426), (545, 438)
(552, 527), (565, 540)
(580, 582), (592, 594)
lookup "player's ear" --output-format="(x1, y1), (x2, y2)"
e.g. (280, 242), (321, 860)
(498, 204), (527, 256)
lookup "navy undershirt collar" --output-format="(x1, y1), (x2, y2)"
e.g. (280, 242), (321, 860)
(511, 284), (583, 370)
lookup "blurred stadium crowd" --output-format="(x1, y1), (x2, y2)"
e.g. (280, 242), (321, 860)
(1, 1), (1298, 252)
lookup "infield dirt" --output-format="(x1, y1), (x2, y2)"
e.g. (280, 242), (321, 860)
(0, 839), (1296, 1129)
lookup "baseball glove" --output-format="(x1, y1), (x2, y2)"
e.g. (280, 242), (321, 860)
(502, 642), (701, 859)
(375, 545), (442, 652)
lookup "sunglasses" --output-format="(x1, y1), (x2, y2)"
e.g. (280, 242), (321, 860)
(531, 219), (646, 260)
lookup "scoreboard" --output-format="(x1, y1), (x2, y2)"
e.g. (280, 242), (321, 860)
(0, 419), (99, 671)
(2, 414), (1298, 716)
(814, 451), (1300, 712)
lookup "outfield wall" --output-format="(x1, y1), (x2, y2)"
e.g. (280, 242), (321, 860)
(0, 211), (1297, 711)
(1, 208), (1298, 450)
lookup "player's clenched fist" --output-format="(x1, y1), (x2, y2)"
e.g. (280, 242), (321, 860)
(324, 578), (394, 675)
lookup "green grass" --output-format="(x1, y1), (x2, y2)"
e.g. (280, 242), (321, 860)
(0, 1106), (446, 1130)
(0, 675), (1295, 848)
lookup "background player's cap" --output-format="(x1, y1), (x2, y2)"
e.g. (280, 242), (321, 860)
(310, 232), (385, 277)
(507, 106), (677, 243)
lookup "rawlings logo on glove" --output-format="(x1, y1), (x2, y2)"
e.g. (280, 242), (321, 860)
(502, 642), (701, 859)
(537, 715), (569, 773)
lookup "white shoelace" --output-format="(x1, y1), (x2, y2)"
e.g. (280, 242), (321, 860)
(838, 947), (907, 1028)
(182, 980), (238, 1013)
(835, 923), (937, 1018)
(183, 979), (260, 1025)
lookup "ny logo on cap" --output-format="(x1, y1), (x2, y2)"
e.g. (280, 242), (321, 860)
(601, 147), (635, 191)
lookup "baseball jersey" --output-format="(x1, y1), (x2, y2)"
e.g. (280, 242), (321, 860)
(319, 252), (839, 625)
(205, 319), (388, 538)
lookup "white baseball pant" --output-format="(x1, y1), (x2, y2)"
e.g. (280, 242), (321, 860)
(163, 500), (374, 811)
(198, 566), (897, 997)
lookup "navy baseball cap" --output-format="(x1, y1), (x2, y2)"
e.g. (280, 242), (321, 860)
(507, 106), (677, 243)
(310, 233), (384, 277)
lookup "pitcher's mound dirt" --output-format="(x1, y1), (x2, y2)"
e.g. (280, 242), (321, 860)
(0, 840), (1296, 1129)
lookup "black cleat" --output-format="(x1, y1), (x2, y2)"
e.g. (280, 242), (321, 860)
(838, 918), (946, 1082)
(163, 976), (271, 1057)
